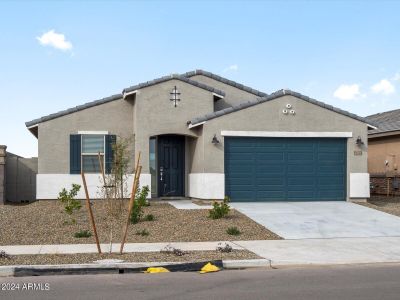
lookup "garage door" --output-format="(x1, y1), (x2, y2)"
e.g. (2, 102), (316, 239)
(225, 137), (346, 202)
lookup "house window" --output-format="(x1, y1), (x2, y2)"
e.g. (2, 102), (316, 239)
(81, 135), (105, 173)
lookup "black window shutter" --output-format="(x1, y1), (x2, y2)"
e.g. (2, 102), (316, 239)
(105, 135), (116, 174)
(70, 134), (81, 174)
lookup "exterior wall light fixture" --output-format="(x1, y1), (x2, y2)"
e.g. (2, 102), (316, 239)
(212, 134), (220, 145)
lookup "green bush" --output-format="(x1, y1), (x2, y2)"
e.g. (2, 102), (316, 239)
(209, 196), (230, 219)
(74, 230), (92, 238)
(130, 185), (150, 224)
(130, 203), (143, 224)
(226, 226), (241, 236)
(135, 229), (149, 236)
(58, 184), (81, 223)
(144, 214), (155, 221)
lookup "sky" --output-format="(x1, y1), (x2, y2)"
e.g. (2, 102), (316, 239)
(0, 0), (399, 157)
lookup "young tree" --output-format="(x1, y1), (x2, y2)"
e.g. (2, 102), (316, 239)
(99, 137), (132, 253)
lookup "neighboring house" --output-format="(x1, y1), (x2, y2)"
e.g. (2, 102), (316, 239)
(26, 70), (374, 202)
(366, 109), (400, 195)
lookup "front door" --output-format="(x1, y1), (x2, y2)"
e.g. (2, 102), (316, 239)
(157, 135), (185, 197)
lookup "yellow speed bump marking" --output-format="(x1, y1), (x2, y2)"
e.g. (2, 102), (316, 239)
(199, 262), (220, 274)
(144, 267), (170, 273)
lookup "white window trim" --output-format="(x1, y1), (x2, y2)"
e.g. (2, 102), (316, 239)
(81, 134), (106, 173)
(221, 131), (353, 138)
(78, 131), (109, 135)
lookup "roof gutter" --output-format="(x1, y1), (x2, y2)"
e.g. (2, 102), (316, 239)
(188, 121), (206, 129)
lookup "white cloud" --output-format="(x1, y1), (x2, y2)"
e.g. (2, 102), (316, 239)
(392, 73), (400, 81)
(36, 30), (72, 51)
(371, 79), (395, 95)
(223, 64), (238, 72)
(333, 84), (362, 100)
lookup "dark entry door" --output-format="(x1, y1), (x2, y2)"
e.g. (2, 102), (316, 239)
(157, 135), (185, 197)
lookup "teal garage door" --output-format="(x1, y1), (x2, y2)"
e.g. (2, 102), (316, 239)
(225, 137), (346, 202)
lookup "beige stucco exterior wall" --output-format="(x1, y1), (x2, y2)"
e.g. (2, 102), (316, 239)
(189, 75), (261, 110)
(196, 95), (368, 200)
(38, 98), (134, 174)
(368, 136), (400, 174)
(133, 79), (215, 173)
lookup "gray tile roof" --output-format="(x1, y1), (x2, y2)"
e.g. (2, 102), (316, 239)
(26, 93), (123, 128)
(26, 73), (225, 127)
(366, 109), (400, 135)
(182, 69), (268, 97)
(189, 89), (375, 127)
(122, 74), (225, 96)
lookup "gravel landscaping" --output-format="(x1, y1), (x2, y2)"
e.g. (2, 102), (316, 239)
(0, 250), (260, 266)
(0, 200), (281, 245)
(359, 195), (400, 217)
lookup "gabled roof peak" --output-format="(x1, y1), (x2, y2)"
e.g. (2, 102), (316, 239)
(182, 69), (268, 97)
(189, 89), (377, 128)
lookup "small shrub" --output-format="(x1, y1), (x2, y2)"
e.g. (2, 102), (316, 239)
(135, 229), (149, 236)
(216, 242), (233, 253)
(136, 185), (150, 207)
(130, 203), (143, 224)
(0, 250), (10, 259)
(209, 196), (230, 219)
(144, 214), (155, 221)
(74, 230), (92, 238)
(160, 245), (186, 256)
(58, 184), (82, 224)
(130, 185), (150, 224)
(226, 226), (241, 236)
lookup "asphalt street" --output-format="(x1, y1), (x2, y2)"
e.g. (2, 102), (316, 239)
(1, 264), (400, 300)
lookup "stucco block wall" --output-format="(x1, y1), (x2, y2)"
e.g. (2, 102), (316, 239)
(368, 136), (400, 174)
(195, 95), (368, 200)
(38, 98), (134, 174)
(6, 154), (37, 202)
(0, 146), (6, 204)
(190, 75), (261, 110)
(133, 79), (213, 173)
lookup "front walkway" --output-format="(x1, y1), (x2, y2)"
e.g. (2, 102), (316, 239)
(231, 201), (400, 239)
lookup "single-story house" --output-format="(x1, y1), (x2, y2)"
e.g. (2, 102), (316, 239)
(26, 70), (374, 201)
(366, 109), (400, 195)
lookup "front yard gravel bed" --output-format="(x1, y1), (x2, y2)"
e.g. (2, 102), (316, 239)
(358, 195), (400, 217)
(0, 201), (281, 245)
(0, 250), (260, 266)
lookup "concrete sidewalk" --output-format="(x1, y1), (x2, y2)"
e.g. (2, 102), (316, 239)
(3, 237), (400, 267)
(1, 241), (242, 255)
(236, 237), (400, 266)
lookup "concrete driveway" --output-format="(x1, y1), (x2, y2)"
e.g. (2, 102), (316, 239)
(231, 201), (400, 239)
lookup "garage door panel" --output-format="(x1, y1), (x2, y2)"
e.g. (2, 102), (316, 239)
(287, 190), (316, 199)
(287, 176), (316, 185)
(287, 164), (315, 173)
(227, 177), (254, 185)
(257, 191), (286, 199)
(287, 152), (314, 161)
(256, 152), (285, 161)
(318, 152), (345, 161)
(225, 137), (346, 202)
(256, 177), (285, 185)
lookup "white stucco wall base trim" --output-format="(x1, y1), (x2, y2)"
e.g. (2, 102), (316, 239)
(221, 131), (353, 138)
(350, 173), (370, 198)
(188, 173), (224, 199)
(37, 173), (151, 200)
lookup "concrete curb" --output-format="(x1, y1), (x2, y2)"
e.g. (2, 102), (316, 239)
(0, 260), (225, 277)
(223, 259), (272, 269)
